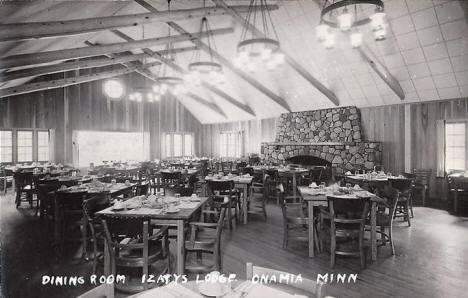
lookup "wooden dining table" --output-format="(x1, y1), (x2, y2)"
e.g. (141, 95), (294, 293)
(97, 196), (208, 275)
(298, 186), (386, 261)
(128, 279), (310, 298)
(202, 175), (254, 224)
(344, 174), (412, 193)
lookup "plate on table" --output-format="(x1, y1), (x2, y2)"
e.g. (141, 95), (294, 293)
(111, 206), (125, 211)
(165, 208), (180, 214)
(198, 283), (230, 297)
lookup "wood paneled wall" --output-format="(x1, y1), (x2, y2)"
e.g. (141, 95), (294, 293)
(0, 70), (203, 163)
(200, 118), (277, 157)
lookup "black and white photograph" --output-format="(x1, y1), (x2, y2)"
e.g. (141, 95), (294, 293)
(1, 0), (468, 297)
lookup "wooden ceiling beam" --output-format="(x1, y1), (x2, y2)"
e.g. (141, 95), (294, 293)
(358, 45), (405, 100)
(0, 28), (232, 70)
(0, 53), (150, 82)
(0, 4), (277, 42)
(134, 0), (287, 114)
(85, 42), (227, 119)
(213, 0), (340, 107)
(112, 29), (255, 117)
(0, 62), (159, 98)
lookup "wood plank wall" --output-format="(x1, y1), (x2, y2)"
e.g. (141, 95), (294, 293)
(200, 118), (277, 157)
(0, 70), (203, 163)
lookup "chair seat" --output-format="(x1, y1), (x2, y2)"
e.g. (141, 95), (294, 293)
(116, 242), (164, 267)
(185, 239), (216, 251)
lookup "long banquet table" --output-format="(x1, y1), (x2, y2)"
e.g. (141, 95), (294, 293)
(97, 196), (208, 274)
(298, 186), (385, 261)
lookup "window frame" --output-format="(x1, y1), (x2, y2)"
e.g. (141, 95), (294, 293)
(219, 131), (243, 158)
(163, 132), (195, 158)
(37, 130), (50, 162)
(0, 129), (52, 165)
(0, 129), (14, 164)
(16, 130), (34, 163)
(445, 122), (467, 172)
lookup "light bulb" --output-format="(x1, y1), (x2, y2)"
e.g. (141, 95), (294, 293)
(135, 93), (142, 102)
(238, 51), (249, 64)
(273, 52), (285, 65)
(152, 85), (160, 94)
(316, 23), (329, 42)
(129, 93), (135, 101)
(337, 8), (352, 31)
(160, 84), (168, 94)
(373, 26), (386, 40)
(147, 92), (153, 101)
(350, 32), (363, 48)
(370, 11), (386, 30)
(260, 47), (272, 61)
(103, 79), (124, 99)
(154, 94), (161, 101)
(324, 33), (335, 49)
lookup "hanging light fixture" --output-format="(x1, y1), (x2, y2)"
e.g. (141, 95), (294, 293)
(153, 0), (187, 97)
(234, 0), (284, 72)
(316, 0), (386, 49)
(186, 16), (225, 87)
(103, 79), (124, 99)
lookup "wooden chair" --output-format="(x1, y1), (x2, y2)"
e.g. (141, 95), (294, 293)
(247, 175), (268, 221)
(448, 176), (468, 215)
(390, 178), (413, 226)
(82, 194), (111, 274)
(265, 169), (280, 203)
(322, 196), (370, 269)
(76, 284), (114, 298)
(161, 171), (182, 195)
(56, 191), (89, 258)
(368, 185), (399, 256)
(246, 263), (326, 298)
(13, 170), (36, 208)
(185, 204), (227, 273)
(221, 161), (233, 175)
(205, 180), (238, 230)
(102, 216), (170, 293)
(36, 181), (60, 219)
(409, 169), (432, 207)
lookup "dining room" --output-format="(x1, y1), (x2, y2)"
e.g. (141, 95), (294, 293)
(1, 0), (468, 298)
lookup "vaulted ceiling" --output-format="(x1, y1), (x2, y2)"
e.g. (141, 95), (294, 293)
(1, 0), (467, 124)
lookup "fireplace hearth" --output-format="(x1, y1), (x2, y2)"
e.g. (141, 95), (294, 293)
(260, 107), (382, 174)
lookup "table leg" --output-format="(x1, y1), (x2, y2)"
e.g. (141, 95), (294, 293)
(371, 202), (377, 261)
(454, 191), (458, 215)
(292, 175), (297, 201)
(308, 201), (315, 258)
(243, 184), (248, 224)
(176, 220), (185, 275)
(104, 238), (110, 276)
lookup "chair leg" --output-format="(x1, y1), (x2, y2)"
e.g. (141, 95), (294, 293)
(227, 206), (233, 230)
(283, 226), (288, 249)
(359, 232), (366, 269)
(330, 234), (336, 268)
(389, 226), (395, 256)
(405, 201), (411, 227)
(409, 197), (414, 218)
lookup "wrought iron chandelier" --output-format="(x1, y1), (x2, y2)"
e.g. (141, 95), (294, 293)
(186, 16), (225, 87)
(234, 0), (284, 72)
(316, 0), (386, 49)
(153, 0), (187, 97)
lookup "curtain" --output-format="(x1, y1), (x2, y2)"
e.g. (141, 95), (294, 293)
(436, 120), (445, 177)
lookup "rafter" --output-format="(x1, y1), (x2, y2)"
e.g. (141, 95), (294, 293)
(212, 0), (340, 107)
(134, 0), (288, 113)
(0, 53), (150, 82)
(0, 4), (277, 42)
(358, 45), (405, 100)
(0, 62), (159, 98)
(0, 28), (233, 70)
(84, 42), (228, 119)
(112, 30), (256, 117)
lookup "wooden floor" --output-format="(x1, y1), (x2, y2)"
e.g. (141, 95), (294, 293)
(2, 190), (468, 298)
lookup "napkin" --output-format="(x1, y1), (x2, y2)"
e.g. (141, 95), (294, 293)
(345, 171), (352, 175)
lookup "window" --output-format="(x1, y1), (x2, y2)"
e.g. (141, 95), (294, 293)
(37, 131), (50, 161)
(164, 132), (194, 158)
(0, 130), (13, 163)
(446, 123), (465, 171)
(184, 134), (193, 156)
(17, 131), (33, 162)
(220, 131), (243, 158)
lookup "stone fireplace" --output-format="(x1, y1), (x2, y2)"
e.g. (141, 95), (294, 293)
(260, 106), (382, 174)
